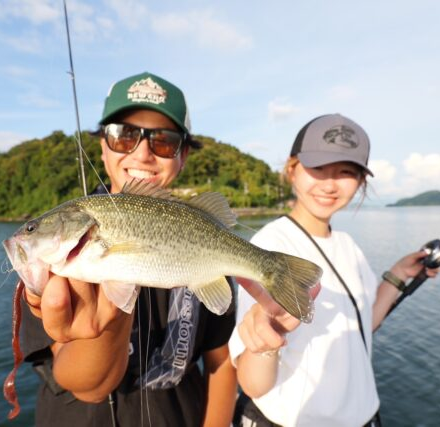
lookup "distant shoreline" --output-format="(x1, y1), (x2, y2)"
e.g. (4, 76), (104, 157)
(232, 207), (288, 217)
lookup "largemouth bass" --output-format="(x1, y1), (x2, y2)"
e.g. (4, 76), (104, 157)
(3, 181), (322, 321)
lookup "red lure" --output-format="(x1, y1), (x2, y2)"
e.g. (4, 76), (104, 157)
(3, 280), (25, 419)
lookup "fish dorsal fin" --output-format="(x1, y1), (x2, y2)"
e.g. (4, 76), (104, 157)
(121, 179), (177, 201)
(186, 192), (237, 228)
(121, 180), (236, 228)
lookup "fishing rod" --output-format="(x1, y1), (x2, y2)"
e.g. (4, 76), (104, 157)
(387, 238), (440, 317)
(63, 0), (87, 197)
(62, 2), (120, 426)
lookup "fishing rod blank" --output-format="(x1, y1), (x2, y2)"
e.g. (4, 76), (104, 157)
(63, 0), (88, 197)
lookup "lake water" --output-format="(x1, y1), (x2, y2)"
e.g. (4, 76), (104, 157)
(1, 206), (440, 426)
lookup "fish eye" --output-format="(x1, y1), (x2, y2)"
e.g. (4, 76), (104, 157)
(25, 222), (37, 234)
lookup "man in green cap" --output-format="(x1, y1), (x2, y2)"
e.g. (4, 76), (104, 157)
(21, 71), (237, 427)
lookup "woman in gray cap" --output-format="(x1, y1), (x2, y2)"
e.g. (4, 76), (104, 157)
(229, 114), (439, 427)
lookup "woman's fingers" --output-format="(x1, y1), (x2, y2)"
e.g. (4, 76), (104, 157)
(236, 277), (289, 317)
(238, 304), (290, 353)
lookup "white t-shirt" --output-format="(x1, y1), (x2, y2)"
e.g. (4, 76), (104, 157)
(229, 216), (380, 427)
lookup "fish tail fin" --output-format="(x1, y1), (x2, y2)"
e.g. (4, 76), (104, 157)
(263, 252), (322, 323)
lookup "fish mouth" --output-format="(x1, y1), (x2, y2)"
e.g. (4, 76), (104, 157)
(2, 239), (25, 266)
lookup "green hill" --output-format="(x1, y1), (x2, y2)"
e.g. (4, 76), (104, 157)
(0, 131), (288, 220)
(387, 190), (440, 207)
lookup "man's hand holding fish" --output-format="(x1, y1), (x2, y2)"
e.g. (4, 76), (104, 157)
(25, 275), (133, 402)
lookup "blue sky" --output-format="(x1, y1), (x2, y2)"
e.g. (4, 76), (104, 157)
(1, 0), (439, 204)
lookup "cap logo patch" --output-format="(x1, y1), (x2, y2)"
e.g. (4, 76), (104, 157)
(323, 125), (358, 149)
(127, 77), (167, 105)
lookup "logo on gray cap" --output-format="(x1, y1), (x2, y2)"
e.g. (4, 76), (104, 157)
(323, 125), (358, 149)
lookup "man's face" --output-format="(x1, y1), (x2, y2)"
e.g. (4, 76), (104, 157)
(100, 109), (189, 193)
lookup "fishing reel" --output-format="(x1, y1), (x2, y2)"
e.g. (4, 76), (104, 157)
(420, 239), (440, 270)
(387, 238), (440, 316)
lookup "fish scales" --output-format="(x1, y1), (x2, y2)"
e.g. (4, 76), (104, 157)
(75, 194), (269, 285)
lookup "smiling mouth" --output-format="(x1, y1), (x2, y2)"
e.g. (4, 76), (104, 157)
(314, 195), (337, 204)
(126, 169), (156, 180)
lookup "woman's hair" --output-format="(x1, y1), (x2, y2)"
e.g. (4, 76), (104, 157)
(282, 156), (368, 202)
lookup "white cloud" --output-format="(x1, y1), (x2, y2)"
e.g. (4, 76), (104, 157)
(399, 153), (440, 196)
(403, 153), (440, 179)
(268, 98), (300, 121)
(17, 90), (60, 109)
(1, 66), (33, 77)
(0, 0), (59, 25)
(328, 85), (357, 101)
(368, 159), (399, 196)
(369, 154), (440, 200)
(107, 0), (149, 28)
(3, 33), (43, 54)
(0, 131), (30, 152)
(151, 10), (252, 51)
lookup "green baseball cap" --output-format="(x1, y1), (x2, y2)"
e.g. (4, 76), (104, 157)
(100, 71), (191, 135)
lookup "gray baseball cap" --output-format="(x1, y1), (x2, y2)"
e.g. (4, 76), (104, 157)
(290, 114), (373, 176)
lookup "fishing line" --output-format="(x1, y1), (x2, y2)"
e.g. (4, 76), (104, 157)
(73, 134), (125, 218)
(138, 287), (152, 427)
(74, 135), (153, 424)
(62, 2), (149, 424)
(234, 220), (258, 234)
(0, 260), (15, 289)
(1, 257), (14, 275)
(136, 296), (144, 426)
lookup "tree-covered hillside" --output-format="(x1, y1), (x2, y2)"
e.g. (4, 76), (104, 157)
(0, 131), (287, 220)
(387, 190), (440, 207)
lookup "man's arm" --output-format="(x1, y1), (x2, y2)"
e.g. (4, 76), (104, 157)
(25, 274), (134, 402)
(202, 343), (237, 427)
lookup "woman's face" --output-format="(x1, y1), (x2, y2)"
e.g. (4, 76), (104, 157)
(100, 109), (189, 193)
(289, 161), (363, 223)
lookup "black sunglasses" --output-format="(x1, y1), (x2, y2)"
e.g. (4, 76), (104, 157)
(103, 123), (187, 158)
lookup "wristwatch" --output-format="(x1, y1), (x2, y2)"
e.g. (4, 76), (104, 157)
(382, 271), (406, 292)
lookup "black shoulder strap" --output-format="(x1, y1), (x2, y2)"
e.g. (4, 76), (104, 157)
(282, 215), (367, 350)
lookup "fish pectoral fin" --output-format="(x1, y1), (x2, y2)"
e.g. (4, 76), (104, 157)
(101, 281), (140, 314)
(190, 277), (232, 315)
(102, 242), (149, 257)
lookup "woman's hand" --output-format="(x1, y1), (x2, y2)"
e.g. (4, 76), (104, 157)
(234, 278), (320, 397)
(373, 250), (439, 330)
(238, 302), (300, 354)
(236, 277), (320, 354)
(390, 250), (440, 282)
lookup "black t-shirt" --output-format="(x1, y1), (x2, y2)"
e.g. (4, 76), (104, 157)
(21, 284), (235, 427)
